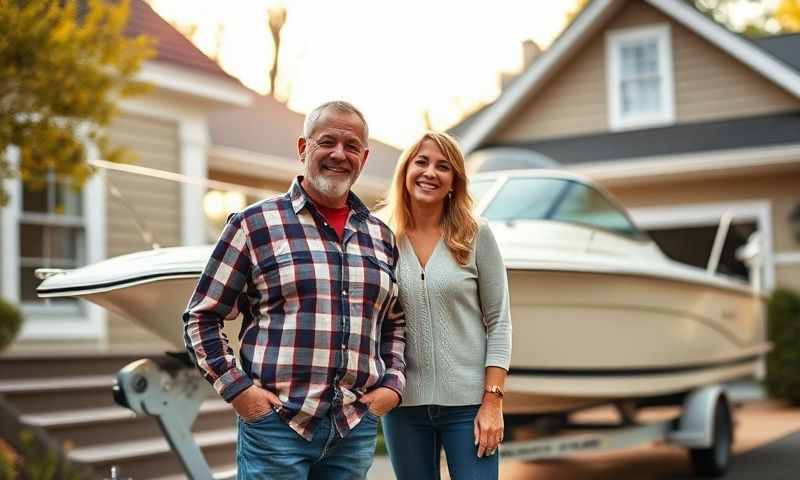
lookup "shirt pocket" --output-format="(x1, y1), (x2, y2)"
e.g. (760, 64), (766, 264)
(351, 255), (397, 322)
(255, 250), (314, 302)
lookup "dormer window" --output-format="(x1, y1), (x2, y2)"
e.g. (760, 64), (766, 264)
(606, 24), (675, 130)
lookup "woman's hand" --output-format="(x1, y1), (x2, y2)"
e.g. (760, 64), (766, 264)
(474, 393), (504, 457)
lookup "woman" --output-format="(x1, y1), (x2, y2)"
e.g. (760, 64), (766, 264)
(380, 132), (512, 479)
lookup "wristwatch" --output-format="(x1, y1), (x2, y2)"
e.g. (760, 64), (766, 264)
(484, 385), (504, 399)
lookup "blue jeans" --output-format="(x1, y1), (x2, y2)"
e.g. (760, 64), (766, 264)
(382, 405), (498, 480)
(237, 409), (379, 479)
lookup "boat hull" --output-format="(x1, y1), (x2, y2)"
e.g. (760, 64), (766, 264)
(503, 268), (767, 412)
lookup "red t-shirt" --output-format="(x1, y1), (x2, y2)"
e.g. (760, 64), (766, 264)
(317, 204), (350, 240)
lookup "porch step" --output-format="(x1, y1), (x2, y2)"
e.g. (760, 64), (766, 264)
(0, 352), (165, 381)
(0, 375), (117, 413)
(75, 429), (237, 479)
(21, 400), (230, 428)
(20, 400), (234, 448)
(70, 428), (235, 464)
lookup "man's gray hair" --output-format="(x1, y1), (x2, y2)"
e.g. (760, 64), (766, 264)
(303, 101), (369, 143)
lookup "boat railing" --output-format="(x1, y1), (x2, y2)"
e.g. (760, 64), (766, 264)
(708, 210), (764, 295)
(706, 210), (734, 275)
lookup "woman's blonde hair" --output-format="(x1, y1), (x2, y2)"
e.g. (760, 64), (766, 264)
(382, 132), (478, 265)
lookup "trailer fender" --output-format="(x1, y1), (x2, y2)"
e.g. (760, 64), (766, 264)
(669, 385), (730, 448)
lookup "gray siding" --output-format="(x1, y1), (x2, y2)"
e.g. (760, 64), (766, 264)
(105, 113), (181, 351)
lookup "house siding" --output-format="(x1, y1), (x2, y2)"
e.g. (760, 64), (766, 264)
(104, 112), (181, 351)
(776, 265), (800, 293)
(492, 1), (800, 144)
(604, 168), (800, 291)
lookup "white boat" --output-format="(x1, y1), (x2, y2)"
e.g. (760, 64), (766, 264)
(37, 170), (768, 415)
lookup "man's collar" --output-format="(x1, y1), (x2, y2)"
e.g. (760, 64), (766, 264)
(289, 176), (370, 222)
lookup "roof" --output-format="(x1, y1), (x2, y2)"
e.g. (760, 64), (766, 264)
(208, 96), (401, 181)
(754, 33), (800, 73)
(126, 0), (239, 83)
(484, 110), (800, 165)
(454, 0), (800, 154)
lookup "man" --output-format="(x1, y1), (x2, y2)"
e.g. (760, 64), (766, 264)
(183, 101), (405, 479)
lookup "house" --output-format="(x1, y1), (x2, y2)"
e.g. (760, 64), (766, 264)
(0, 0), (400, 354)
(451, 0), (800, 294)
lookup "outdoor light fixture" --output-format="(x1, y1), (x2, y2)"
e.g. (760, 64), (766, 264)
(203, 190), (246, 222)
(790, 202), (800, 243)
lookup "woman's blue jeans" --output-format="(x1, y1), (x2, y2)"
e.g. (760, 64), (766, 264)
(382, 405), (498, 480)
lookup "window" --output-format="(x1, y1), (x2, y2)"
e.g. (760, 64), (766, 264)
(606, 24), (675, 130)
(19, 173), (85, 310)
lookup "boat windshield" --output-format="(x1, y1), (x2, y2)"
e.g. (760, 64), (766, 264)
(479, 177), (645, 239)
(469, 179), (496, 205)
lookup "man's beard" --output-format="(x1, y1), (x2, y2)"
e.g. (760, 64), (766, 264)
(304, 162), (357, 200)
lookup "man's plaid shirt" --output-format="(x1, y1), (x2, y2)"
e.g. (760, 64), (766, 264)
(183, 178), (406, 440)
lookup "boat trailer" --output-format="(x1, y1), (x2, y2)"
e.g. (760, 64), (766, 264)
(110, 356), (734, 479)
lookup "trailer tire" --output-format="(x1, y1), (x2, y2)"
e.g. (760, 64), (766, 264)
(689, 397), (732, 477)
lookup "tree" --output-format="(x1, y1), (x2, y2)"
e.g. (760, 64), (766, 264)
(777, 0), (800, 31)
(693, 0), (773, 36)
(267, 5), (287, 98)
(0, 0), (154, 206)
(565, 0), (589, 25)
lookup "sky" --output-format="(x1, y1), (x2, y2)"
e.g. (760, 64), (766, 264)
(146, 0), (781, 148)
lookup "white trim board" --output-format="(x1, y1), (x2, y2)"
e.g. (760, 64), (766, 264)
(571, 143), (800, 185)
(179, 117), (208, 246)
(459, 0), (800, 154)
(138, 61), (253, 108)
(775, 252), (800, 265)
(1, 146), (21, 303)
(628, 200), (775, 291)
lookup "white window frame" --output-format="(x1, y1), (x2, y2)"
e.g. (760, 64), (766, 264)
(1, 144), (107, 341)
(627, 200), (774, 292)
(606, 23), (676, 131)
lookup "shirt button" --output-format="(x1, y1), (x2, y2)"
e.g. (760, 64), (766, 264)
(342, 290), (348, 296)
(341, 344), (346, 350)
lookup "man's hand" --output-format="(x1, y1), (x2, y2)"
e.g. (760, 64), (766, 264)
(231, 385), (283, 422)
(360, 387), (400, 416)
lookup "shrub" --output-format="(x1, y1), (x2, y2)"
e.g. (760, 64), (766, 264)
(764, 288), (800, 405)
(0, 298), (23, 353)
(0, 430), (87, 480)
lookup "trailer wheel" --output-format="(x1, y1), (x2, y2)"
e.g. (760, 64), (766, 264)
(689, 398), (732, 477)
